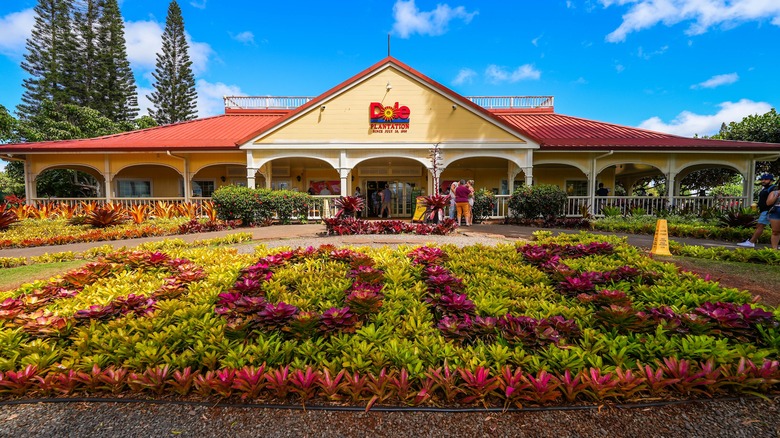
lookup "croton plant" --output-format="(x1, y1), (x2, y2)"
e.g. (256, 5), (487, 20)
(0, 233), (778, 407)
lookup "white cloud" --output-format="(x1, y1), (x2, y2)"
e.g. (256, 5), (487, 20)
(125, 19), (213, 74)
(637, 44), (668, 59)
(125, 20), (165, 70)
(231, 31), (256, 45)
(485, 64), (541, 84)
(391, 0), (477, 38)
(136, 86), (154, 117)
(0, 9), (35, 58)
(196, 79), (243, 117)
(531, 35), (542, 46)
(190, 0), (207, 9)
(615, 63), (625, 72)
(637, 99), (772, 137)
(691, 72), (739, 89)
(452, 68), (477, 85)
(603, 0), (780, 42)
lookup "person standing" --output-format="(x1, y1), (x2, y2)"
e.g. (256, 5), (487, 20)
(380, 185), (393, 218)
(353, 187), (362, 197)
(466, 179), (475, 226)
(448, 181), (458, 219)
(765, 184), (780, 249)
(596, 183), (610, 196)
(738, 174), (776, 248)
(454, 179), (471, 227)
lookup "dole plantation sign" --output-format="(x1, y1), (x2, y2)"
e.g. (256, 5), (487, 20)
(369, 102), (410, 133)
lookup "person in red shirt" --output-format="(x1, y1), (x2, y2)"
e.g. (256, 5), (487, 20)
(454, 179), (471, 227)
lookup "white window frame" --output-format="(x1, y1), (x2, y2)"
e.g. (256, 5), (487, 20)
(192, 179), (216, 197)
(115, 178), (152, 198)
(272, 179), (291, 191)
(565, 179), (588, 196)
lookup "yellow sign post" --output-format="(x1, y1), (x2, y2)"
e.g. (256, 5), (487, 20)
(412, 196), (428, 223)
(650, 219), (672, 256)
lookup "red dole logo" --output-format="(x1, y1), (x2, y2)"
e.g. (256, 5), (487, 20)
(369, 102), (411, 123)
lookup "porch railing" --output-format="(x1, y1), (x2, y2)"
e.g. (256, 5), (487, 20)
(28, 195), (749, 221)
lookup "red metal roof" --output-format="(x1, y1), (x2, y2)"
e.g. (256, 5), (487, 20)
(495, 111), (778, 150)
(0, 112), (286, 152)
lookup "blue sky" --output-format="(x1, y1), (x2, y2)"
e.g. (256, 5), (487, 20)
(0, 0), (778, 138)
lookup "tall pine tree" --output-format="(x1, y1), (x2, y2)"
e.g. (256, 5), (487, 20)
(71, 0), (101, 109)
(94, 0), (138, 121)
(18, 0), (77, 119)
(147, 0), (198, 124)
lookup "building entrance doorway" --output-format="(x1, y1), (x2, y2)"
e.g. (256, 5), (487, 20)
(364, 180), (420, 218)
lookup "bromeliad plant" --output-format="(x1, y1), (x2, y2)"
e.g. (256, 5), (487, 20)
(215, 246), (385, 338)
(334, 196), (365, 219)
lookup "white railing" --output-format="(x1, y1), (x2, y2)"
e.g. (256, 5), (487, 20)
(594, 196), (748, 216)
(307, 195), (339, 219)
(222, 95), (554, 111)
(223, 96), (314, 110)
(465, 96), (554, 109)
(27, 195), (751, 222)
(594, 196), (668, 215)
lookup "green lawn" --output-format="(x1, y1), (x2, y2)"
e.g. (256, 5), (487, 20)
(0, 260), (88, 292)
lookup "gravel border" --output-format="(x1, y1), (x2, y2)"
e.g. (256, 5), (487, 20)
(0, 397), (777, 437)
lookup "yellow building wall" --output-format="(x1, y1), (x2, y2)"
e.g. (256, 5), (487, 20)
(114, 166), (182, 197)
(30, 154), (104, 175)
(255, 68), (525, 144)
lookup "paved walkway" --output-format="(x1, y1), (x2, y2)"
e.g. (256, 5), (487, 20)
(0, 222), (760, 259)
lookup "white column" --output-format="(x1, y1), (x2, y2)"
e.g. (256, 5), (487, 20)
(523, 166), (533, 187)
(103, 173), (112, 203)
(586, 171), (596, 216)
(428, 166), (444, 195)
(507, 162), (521, 194)
(23, 159), (33, 205)
(667, 171), (677, 207)
(745, 160), (756, 207)
(338, 168), (350, 196)
(182, 160), (191, 203)
(246, 168), (257, 189)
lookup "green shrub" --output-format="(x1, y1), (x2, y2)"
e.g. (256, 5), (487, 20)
(601, 206), (622, 217)
(471, 188), (495, 223)
(268, 190), (311, 224)
(212, 185), (258, 225)
(253, 188), (274, 223)
(508, 184), (567, 220)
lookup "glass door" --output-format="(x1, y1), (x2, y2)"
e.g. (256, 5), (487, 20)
(365, 180), (421, 217)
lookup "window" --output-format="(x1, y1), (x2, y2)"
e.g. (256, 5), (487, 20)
(565, 180), (588, 196)
(501, 179), (526, 195)
(272, 180), (291, 191)
(116, 180), (151, 197)
(192, 180), (215, 197)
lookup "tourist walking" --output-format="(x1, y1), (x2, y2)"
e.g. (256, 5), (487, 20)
(738, 174), (776, 248)
(380, 185), (393, 218)
(454, 179), (471, 227)
(765, 184), (780, 249)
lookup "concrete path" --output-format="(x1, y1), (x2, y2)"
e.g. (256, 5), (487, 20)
(0, 222), (761, 259)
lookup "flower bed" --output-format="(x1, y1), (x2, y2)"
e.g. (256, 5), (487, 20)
(669, 242), (780, 266)
(0, 217), (245, 249)
(0, 234), (777, 407)
(592, 216), (764, 243)
(324, 217), (457, 235)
